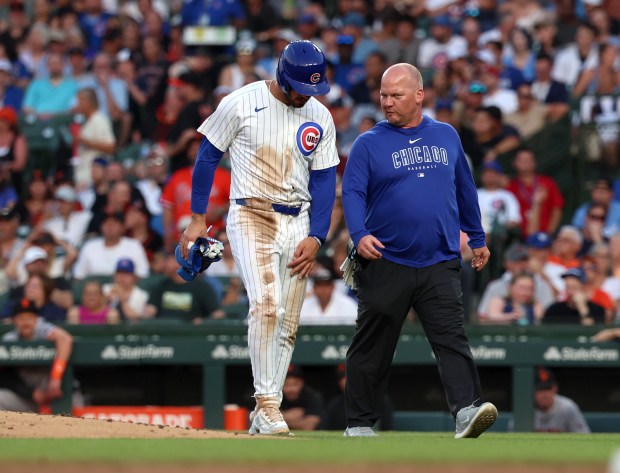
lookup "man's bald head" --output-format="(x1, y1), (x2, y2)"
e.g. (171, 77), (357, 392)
(380, 63), (424, 128)
(382, 63), (424, 90)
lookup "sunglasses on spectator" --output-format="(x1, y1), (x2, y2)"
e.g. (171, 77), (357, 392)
(469, 83), (487, 94)
(518, 93), (533, 99)
(588, 214), (606, 221)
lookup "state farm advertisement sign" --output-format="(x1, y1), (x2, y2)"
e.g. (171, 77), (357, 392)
(73, 406), (204, 428)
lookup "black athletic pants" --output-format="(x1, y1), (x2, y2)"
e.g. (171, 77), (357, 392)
(345, 257), (483, 428)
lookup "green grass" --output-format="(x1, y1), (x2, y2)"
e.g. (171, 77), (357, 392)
(1, 433), (619, 465)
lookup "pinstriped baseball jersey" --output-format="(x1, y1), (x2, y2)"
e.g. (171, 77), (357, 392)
(197, 80), (339, 204)
(195, 79), (339, 405)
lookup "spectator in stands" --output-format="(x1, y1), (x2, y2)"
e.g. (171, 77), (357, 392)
(0, 164), (17, 211)
(582, 256), (615, 323)
(349, 51), (388, 105)
(102, 258), (154, 322)
(280, 364), (324, 431)
(467, 106), (520, 168)
(17, 23), (49, 79)
(0, 207), (24, 292)
(588, 7), (619, 47)
(0, 59), (23, 112)
(544, 225), (583, 293)
(44, 184), (91, 247)
(320, 363), (393, 431)
(79, 0), (115, 58)
(73, 211), (150, 280)
(166, 72), (209, 172)
(376, 16), (420, 69)
(161, 134), (230, 252)
(508, 146), (564, 238)
(21, 52), (77, 118)
(577, 203), (609, 257)
(531, 53), (570, 122)
(543, 268), (606, 325)
(3, 273), (67, 322)
(505, 82), (548, 139)
(77, 156), (109, 213)
(477, 160), (522, 241)
(333, 34), (365, 94)
(218, 36), (268, 91)
(573, 42), (620, 97)
(80, 52), (128, 123)
(572, 178), (620, 239)
(339, 12), (378, 65)
(6, 230), (76, 284)
(589, 242), (620, 321)
(68, 279), (120, 324)
(124, 199), (162, 263)
(482, 273), (544, 325)
(478, 242), (554, 320)
(0, 298), (73, 412)
(146, 252), (220, 323)
(299, 266), (358, 325)
(418, 15), (466, 71)
(3, 236), (73, 307)
(532, 18), (559, 58)
(73, 88), (117, 189)
(0, 106), (26, 195)
(329, 94), (357, 158)
(481, 65), (518, 115)
(13, 171), (54, 228)
(552, 22), (599, 90)
(533, 367), (590, 433)
(87, 179), (137, 235)
(503, 28), (537, 82)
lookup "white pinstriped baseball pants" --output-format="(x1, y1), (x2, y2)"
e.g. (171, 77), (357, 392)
(226, 201), (309, 404)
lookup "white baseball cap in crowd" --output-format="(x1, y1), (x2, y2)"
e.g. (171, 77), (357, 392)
(55, 185), (77, 202)
(22, 246), (49, 265)
(0, 59), (12, 74)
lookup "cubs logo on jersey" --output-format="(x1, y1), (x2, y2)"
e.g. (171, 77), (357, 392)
(296, 122), (323, 157)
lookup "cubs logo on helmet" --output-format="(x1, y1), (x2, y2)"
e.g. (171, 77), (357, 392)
(296, 122), (323, 157)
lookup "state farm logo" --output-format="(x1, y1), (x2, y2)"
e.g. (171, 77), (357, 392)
(543, 346), (619, 362)
(296, 121), (323, 157)
(100, 344), (174, 360)
(470, 345), (506, 360)
(211, 344), (250, 360)
(0, 345), (55, 360)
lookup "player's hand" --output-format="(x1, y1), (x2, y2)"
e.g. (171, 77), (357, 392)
(179, 215), (208, 259)
(357, 235), (384, 260)
(591, 328), (620, 342)
(471, 246), (490, 271)
(288, 237), (320, 279)
(46, 379), (63, 400)
(32, 388), (48, 404)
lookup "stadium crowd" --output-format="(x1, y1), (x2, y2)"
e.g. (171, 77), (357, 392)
(0, 0), (619, 328)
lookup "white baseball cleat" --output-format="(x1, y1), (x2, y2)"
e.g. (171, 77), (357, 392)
(248, 399), (289, 435)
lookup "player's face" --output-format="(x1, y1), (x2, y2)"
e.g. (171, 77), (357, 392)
(285, 88), (311, 108)
(13, 312), (38, 340)
(380, 69), (423, 128)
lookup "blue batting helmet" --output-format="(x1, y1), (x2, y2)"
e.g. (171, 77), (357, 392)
(276, 40), (330, 96)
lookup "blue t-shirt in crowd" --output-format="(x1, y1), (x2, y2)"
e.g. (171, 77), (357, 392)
(342, 116), (485, 268)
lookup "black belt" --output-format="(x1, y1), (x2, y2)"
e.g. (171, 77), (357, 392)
(235, 199), (301, 216)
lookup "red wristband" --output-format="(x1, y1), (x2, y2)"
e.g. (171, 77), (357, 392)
(50, 359), (67, 381)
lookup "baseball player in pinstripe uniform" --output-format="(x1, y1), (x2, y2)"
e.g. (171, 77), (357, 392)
(181, 40), (339, 435)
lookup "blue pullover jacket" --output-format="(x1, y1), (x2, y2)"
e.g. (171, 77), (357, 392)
(342, 116), (486, 268)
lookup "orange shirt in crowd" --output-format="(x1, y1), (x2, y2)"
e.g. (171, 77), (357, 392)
(161, 165), (231, 239)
